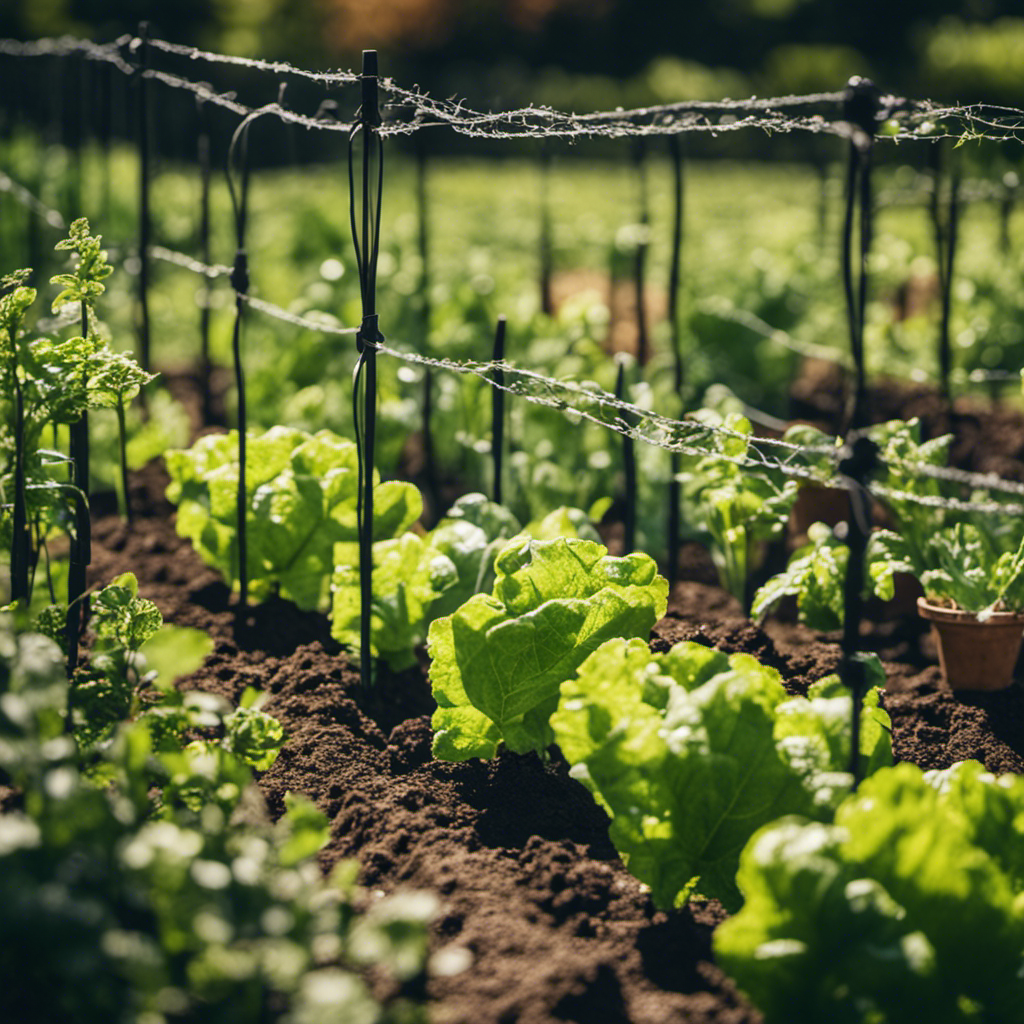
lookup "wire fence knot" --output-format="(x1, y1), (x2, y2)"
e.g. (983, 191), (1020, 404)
(230, 249), (250, 294)
(356, 313), (382, 353)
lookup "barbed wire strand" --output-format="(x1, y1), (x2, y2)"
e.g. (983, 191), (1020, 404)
(5, 33), (1024, 142)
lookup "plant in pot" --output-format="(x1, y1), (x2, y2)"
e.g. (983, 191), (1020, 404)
(869, 522), (1024, 692)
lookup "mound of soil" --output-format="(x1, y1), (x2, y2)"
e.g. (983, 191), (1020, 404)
(72, 456), (1024, 1024)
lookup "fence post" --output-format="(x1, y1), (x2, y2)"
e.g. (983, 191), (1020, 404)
(350, 50), (383, 689)
(840, 77), (879, 431)
(929, 141), (960, 406)
(615, 356), (637, 554)
(491, 316), (506, 505)
(837, 434), (877, 788)
(132, 23), (152, 376)
(226, 118), (252, 625)
(197, 90), (214, 424)
(666, 134), (685, 589)
(632, 137), (650, 366)
(416, 134), (440, 520)
(539, 140), (553, 317)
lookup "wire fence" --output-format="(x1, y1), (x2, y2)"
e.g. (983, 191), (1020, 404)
(3, 33), (1024, 519)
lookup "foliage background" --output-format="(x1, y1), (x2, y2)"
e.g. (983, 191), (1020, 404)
(3, 0), (1024, 107)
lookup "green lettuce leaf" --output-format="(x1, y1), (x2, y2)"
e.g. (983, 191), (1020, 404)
(715, 760), (1024, 1023)
(429, 538), (668, 761)
(166, 427), (419, 610)
(550, 638), (892, 911)
(331, 533), (458, 671)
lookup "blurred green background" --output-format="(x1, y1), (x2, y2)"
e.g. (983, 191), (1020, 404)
(2, 0), (1024, 108)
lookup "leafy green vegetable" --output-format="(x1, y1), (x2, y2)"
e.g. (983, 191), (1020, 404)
(752, 522), (848, 631)
(715, 760), (1024, 1022)
(429, 537), (668, 761)
(870, 522), (1024, 618)
(678, 410), (799, 607)
(0, 612), (434, 1024)
(550, 638), (891, 910)
(330, 494), (604, 672)
(166, 426), (420, 610)
(332, 532), (458, 671)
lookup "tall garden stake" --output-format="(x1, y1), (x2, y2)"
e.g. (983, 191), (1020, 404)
(840, 77), (880, 431)
(491, 316), (506, 505)
(666, 134), (685, 589)
(132, 24), (152, 377)
(349, 50), (384, 690)
(226, 117), (253, 626)
(632, 138), (650, 366)
(416, 136), (440, 519)
(539, 141), (553, 317)
(837, 435), (877, 789)
(929, 141), (960, 405)
(197, 91), (214, 424)
(615, 357), (637, 554)
(66, 289), (92, 670)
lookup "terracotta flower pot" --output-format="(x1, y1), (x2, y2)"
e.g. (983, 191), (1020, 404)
(788, 485), (851, 546)
(917, 597), (1024, 692)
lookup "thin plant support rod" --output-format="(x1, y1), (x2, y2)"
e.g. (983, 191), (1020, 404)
(131, 23), (152, 376)
(8, 323), (29, 604)
(666, 134), (685, 589)
(349, 49), (384, 690)
(840, 77), (880, 431)
(491, 316), (507, 506)
(930, 142), (961, 405)
(632, 137), (650, 366)
(615, 357), (637, 554)
(66, 296), (92, 670)
(226, 116), (253, 625)
(416, 136), (439, 520)
(837, 435), (877, 789)
(197, 92), (213, 424)
(539, 141), (553, 317)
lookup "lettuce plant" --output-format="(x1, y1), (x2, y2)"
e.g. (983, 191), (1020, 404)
(870, 521), (1024, 618)
(550, 638), (891, 911)
(678, 410), (799, 608)
(715, 760), (1024, 1022)
(331, 494), (606, 673)
(429, 537), (668, 761)
(166, 426), (420, 610)
(752, 521), (849, 631)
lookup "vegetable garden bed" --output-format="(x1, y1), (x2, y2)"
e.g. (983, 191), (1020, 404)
(70, 435), (1024, 1024)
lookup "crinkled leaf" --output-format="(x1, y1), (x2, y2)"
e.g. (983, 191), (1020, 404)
(429, 538), (667, 761)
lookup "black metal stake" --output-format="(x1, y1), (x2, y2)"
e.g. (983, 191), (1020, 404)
(837, 435), (877, 788)
(8, 321), (29, 605)
(226, 119), (253, 626)
(616, 358), (637, 554)
(349, 50), (384, 690)
(840, 77), (880, 431)
(632, 138), (650, 366)
(667, 135), (685, 589)
(930, 142), (960, 405)
(491, 316), (506, 506)
(197, 93), (213, 424)
(539, 140), (553, 317)
(66, 298), (91, 670)
(134, 23), (152, 377)
(416, 137), (440, 520)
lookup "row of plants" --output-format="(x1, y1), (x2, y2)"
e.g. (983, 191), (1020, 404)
(0, 579), (436, 1022)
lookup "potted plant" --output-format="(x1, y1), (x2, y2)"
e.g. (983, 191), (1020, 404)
(870, 522), (1024, 691)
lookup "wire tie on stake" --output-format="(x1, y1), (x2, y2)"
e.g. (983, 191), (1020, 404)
(349, 49), (383, 690)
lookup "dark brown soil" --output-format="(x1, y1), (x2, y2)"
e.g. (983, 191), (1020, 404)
(68, 450), (1024, 1024)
